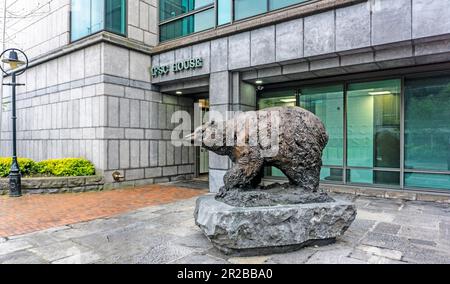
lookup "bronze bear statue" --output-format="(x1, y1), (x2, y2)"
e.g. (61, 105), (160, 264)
(188, 106), (329, 194)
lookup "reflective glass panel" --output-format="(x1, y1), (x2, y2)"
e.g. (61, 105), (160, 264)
(299, 85), (344, 167)
(71, 0), (93, 41)
(269, 0), (308, 10)
(348, 169), (400, 186)
(160, 0), (214, 21)
(405, 76), (450, 172)
(234, 0), (268, 21)
(347, 79), (401, 169)
(160, 8), (215, 41)
(405, 173), (450, 190)
(105, 0), (126, 35)
(321, 167), (344, 182)
(91, 0), (105, 33)
(71, 0), (125, 41)
(217, 0), (232, 25)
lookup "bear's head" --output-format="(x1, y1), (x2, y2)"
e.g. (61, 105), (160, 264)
(186, 120), (232, 156)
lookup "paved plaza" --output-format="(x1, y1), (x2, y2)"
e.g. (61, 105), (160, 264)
(0, 184), (206, 237)
(0, 183), (449, 264)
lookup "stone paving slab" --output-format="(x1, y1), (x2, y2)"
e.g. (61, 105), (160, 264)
(0, 193), (449, 264)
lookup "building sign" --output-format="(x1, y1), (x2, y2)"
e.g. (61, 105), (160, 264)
(151, 58), (204, 78)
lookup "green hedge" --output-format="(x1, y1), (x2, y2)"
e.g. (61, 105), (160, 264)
(36, 158), (96, 177)
(0, 158), (95, 178)
(0, 158), (38, 178)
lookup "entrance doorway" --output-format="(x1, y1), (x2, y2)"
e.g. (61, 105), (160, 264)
(195, 98), (210, 179)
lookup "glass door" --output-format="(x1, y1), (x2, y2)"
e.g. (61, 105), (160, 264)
(197, 99), (210, 175)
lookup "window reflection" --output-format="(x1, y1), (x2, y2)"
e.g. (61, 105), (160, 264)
(159, 0), (313, 42)
(71, 0), (125, 41)
(405, 76), (450, 172)
(347, 80), (401, 169)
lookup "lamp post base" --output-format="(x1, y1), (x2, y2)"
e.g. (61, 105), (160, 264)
(9, 173), (22, 197)
(9, 166), (22, 198)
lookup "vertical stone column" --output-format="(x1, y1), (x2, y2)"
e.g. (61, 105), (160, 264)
(209, 71), (231, 193)
(208, 71), (257, 193)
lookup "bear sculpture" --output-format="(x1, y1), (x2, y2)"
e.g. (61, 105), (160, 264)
(191, 107), (357, 255)
(188, 106), (333, 206)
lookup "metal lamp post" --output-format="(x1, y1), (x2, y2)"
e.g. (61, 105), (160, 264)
(1, 48), (28, 197)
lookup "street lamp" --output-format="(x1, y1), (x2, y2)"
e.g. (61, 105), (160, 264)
(1, 48), (28, 197)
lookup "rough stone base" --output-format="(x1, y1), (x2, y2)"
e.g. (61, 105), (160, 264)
(217, 183), (334, 207)
(195, 195), (357, 256)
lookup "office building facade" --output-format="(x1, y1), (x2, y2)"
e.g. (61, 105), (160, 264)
(1, 0), (449, 194)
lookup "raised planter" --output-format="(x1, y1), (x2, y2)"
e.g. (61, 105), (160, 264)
(0, 176), (104, 195)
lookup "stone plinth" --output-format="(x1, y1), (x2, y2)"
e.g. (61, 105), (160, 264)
(195, 195), (357, 256)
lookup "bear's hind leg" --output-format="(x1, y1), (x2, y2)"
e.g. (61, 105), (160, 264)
(276, 164), (321, 192)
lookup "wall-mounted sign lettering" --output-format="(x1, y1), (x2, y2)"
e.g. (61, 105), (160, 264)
(151, 58), (204, 78)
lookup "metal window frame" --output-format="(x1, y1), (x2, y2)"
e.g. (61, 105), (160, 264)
(400, 77), (405, 189)
(70, 0), (128, 43)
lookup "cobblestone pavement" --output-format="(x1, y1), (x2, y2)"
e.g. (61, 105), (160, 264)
(0, 185), (206, 237)
(0, 191), (449, 264)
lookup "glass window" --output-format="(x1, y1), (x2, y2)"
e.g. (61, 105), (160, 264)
(258, 92), (296, 109)
(347, 169), (400, 186)
(321, 167), (344, 182)
(71, 0), (125, 42)
(194, 8), (215, 32)
(105, 0), (126, 35)
(405, 76), (450, 172)
(299, 85), (344, 168)
(405, 173), (450, 190)
(159, 0), (315, 41)
(91, 0), (105, 34)
(160, 8), (215, 42)
(269, 0), (308, 10)
(194, 0), (214, 9)
(71, 0), (95, 41)
(234, 0), (268, 21)
(160, 0), (214, 21)
(160, 0), (190, 21)
(255, 74), (450, 192)
(347, 79), (401, 169)
(217, 0), (232, 26)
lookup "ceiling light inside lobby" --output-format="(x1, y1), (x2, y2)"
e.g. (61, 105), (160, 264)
(368, 91), (392, 96)
(281, 98), (297, 103)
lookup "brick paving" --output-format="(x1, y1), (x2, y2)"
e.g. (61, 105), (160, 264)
(0, 185), (207, 238)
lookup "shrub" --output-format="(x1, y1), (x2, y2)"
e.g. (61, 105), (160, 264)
(0, 158), (38, 178)
(0, 158), (95, 178)
(36, 158), (96, 177)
